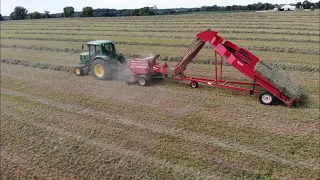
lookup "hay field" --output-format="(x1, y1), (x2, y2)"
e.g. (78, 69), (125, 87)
(1, 11), (319, 179)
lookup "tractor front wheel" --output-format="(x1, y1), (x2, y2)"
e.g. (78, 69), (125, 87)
(74, 67), (84, 76)
(92, 59), (112, 80)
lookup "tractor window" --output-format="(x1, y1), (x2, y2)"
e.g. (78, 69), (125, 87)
(89, 45), (101, 60)
(102, 44), (114, 55)
(89, 45), (95, 60)
(95, 45), (100, 55)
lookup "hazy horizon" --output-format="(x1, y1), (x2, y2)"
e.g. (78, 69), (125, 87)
(1, 0), (316, 16)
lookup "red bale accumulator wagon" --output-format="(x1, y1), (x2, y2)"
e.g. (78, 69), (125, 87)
(125, 30), (301, 106)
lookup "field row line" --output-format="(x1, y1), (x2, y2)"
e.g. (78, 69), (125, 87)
(3, 24), (319, 31)
(47, 24), (320, 31)
(6, 18), (319, 23)
(7, 21), (320, 27)
(1, 47), (319, 73)
(2, 37), (319, 55)
(1, 77), (319, 172)
(4, 31), (319, 44)
(2, 27), (319, 36)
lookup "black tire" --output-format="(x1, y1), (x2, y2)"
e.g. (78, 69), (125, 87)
(125, 81), (131, 85)
(92, 58), (112, 80)
(190, 81), (199, 88)
(138, 75), (149, 86)
(259, 91), (274, 105)
(74, 67), (84, 76)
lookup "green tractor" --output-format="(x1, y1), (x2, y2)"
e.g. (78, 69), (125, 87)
(74, 40), (126, 80)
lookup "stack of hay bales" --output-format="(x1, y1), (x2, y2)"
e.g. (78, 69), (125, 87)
(175, 38), (205, 75)
(255, 60), (301, 100)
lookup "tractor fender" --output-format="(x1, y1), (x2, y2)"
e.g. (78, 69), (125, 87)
(93, 56), (110, 62)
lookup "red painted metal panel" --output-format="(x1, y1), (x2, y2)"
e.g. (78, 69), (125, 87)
(224, 41), (240, 51)
(134, 66), (149, 74)
(196, 30), (218, 42)
(239, 48), (260, 67)
(234, 51), (251, 64)
(215, 44), (232, 58)
(209, 35), (224, 47)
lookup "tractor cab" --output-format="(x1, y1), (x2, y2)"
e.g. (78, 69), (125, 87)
(86, 40), (118, 61)
(75, 40), (126, 80)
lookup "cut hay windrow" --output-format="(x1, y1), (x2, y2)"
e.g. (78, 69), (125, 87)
(1, 59), (74, 73)
(40, 24), (319, 31)
(2, 45), (320, 73)
(0, 44), (84, 53)
(255, 60), (301, 100)
(2, 27), (319, 36)
(9, 24), (319, 31)
(4, 31), (320, 44)
(8, 24), (316, 31)
(8, 21), (319, 28)
(16, 19), (317, 23)
(2, 37), (319, 55)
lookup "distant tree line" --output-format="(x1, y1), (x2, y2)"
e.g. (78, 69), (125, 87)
(124, 7), (156, 16)
(201, 3), (276, 11)
(296, 0), (320, 9)
(3, 1), (320, 21)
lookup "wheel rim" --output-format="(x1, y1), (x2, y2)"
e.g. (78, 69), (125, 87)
(191, 82), (196, 88)
(262, 94), (273, 104)
(94, 64), (104, 78)
(75, 68), (80, 75)
(138, 78), (146, 85)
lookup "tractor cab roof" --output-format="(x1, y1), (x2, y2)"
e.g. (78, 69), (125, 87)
(87, 40), (113, 45)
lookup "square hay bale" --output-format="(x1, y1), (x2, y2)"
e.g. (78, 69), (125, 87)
(176, 38), (205, 74)
(255, 60), (301, 100)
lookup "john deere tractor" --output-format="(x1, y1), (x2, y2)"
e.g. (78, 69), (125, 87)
(74, 40), (126, 80)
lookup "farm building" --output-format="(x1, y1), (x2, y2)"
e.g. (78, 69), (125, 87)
(280, 4), (296, 11)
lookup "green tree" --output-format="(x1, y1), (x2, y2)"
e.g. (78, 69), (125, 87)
(0, 14), (4, 21)
(316, 1), (320, 8)
(82, 6), (94, 17)
(63, 6), (75, 17)
(28, 11), (41, 19)
(44, 11), (50, 18)
(296, 2), (302, 8)
(10, 6), (28, 20)
(303, 0), (312, 9)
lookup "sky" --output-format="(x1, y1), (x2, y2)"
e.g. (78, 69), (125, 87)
(0, 0), (311, 16)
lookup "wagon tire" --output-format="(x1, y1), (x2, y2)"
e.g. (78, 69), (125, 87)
(190, 82), (199, 88)
(138, 75), (149, 86)
(259, 91), (274, 105)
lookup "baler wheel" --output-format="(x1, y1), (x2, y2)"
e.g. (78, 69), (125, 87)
(190, 82), (199, 88)
(259, 91), (274, 105)
(138, 75), (148, 86)
(92, 59), (112, 80)
(74, 67), (84, 76)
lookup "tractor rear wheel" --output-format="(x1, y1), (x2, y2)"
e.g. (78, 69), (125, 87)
(92, 59), (112, 80)
(74, 67), (84, 76)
